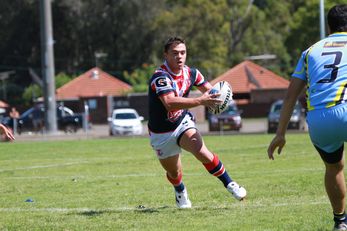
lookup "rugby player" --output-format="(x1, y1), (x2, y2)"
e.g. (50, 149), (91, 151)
(267, 4), (347, 230)
(148, 37), (246, 208)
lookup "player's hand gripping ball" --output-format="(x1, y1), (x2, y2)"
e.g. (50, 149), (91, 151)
(208, 81), (233, 115)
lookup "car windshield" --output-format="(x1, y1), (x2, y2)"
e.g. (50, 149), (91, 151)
(115, 113), (137, 119)
(222, 104), (238, 115)
(272, 104), (282, 113)
(271, 103), (301, 114)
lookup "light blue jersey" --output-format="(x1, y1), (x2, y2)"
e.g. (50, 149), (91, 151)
(292, 32), (347, 111)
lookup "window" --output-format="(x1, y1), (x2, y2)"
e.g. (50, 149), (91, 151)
(88, 99), (97, 110)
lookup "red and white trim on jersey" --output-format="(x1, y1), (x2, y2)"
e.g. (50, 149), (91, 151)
(148, 61), (207, 133)
(155, 61), (206, 97)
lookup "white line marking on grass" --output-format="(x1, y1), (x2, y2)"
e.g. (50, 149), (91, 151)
(0, 200), (330, 213)
(0, 207), (134, 213)
(0, 162), (90, 173)
(4, 173), (203, 180)
(3, 168), (324, 180)
(5, 173), (162, 179)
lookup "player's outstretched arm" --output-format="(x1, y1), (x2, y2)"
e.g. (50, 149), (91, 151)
(267, 78), (305, 160)
(0, 123), (15, 141)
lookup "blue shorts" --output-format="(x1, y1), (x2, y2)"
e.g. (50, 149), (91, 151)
(307, 103), (347, 153)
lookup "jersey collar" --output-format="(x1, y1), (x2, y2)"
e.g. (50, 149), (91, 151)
(329, 32), (347, 37)
(163, 61), (182, 77)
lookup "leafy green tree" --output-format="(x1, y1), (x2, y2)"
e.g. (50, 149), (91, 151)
(63, 0), (165, 73)
(22, 84), (41, 106)
(286, 0), (347, 67)
(55, 72), (73, 89)
(22, 72), (73, 106)
(123, 64), (156, 93)
(227, 0), (292, 77)
(3, 0), (346, 102)
(152, 0), (230, 80)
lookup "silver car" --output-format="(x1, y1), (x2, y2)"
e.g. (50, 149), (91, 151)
(108, 108), (144, 135)
(267, 100), (306, 133)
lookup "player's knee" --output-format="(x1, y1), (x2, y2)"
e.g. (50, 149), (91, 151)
(325, 160), (344, 172)
(168, 169), (181, 179)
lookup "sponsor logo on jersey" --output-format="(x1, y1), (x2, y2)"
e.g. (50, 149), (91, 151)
(155, 77), (168, 87)
(324, 41), (347, 48)
(167, 110), (183, 122)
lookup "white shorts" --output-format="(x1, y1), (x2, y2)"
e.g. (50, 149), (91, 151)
(149, 114), (196, 159)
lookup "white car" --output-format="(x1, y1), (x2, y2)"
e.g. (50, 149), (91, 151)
(108, 108), (144, 136)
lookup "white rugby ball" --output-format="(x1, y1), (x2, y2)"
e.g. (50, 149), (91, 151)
(208, 81), (233, 114)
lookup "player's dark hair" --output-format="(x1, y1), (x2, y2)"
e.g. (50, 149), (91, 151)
(164, 37), (185, 52)
(327, 4), (347, 33)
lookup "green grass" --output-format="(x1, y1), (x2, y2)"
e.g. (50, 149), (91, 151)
(0, 134), (336, 230)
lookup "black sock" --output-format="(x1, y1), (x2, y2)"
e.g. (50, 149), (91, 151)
(334, 211), (346, 222)
(174, 183), (185, 193)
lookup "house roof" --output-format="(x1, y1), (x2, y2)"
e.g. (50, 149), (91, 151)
(56, 67), (132, 100)
(211, 60), (289, 94)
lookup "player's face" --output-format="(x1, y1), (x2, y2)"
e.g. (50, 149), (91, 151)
(164, 43), (186, 74)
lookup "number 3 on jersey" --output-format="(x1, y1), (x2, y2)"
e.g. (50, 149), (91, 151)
(317, 51), (342, 83)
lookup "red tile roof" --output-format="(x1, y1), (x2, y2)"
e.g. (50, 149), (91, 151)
(56, 67), (132, 100)
(211, 60), (289, 93)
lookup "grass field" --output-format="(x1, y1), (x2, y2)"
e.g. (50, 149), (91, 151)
(0, 134), (337, 230)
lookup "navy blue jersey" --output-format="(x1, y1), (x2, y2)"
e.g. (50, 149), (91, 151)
(148, 62), (207, 133)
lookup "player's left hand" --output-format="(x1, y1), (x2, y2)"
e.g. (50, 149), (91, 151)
(200, 91), (222, 107)
(267, 135), (285, 160)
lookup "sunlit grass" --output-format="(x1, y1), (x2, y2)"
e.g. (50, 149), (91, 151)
(0, 134), (335, 230)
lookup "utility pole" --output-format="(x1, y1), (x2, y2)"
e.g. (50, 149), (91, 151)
(319, 0), (326, 39)
(40, 0), (57, 133)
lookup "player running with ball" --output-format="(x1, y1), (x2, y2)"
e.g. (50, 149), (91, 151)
(147, 37), (246, 208)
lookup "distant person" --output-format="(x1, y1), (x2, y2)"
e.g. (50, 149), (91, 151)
(267, 4), (347, 231)
(9, 107), (19, 134)
(32, 104), (43, 133)
(147, 37), (246, 209)
(0, 123), (15, 141)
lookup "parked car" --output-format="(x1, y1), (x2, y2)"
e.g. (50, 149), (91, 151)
(267, 99), (306, 133)
(208, 101), (242, 132)
(1, 104), (83, 134)
(108, 108), (144, 136)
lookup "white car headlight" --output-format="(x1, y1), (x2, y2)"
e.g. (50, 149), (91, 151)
(290, 115), (299, 122)
(234, 115), (241, 123)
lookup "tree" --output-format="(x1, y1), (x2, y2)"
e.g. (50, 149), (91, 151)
(22, 72), (73, 106)
(123, 64), (156, 93)
(61, 0), (165, 73)
(2, 0), (345, 100)
(285, 0), (347, 67)
(227, 0), (292, 77)
(152, 0), (230, 79)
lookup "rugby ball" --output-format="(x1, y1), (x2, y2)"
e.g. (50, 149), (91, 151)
(208, 81), (233, 114)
